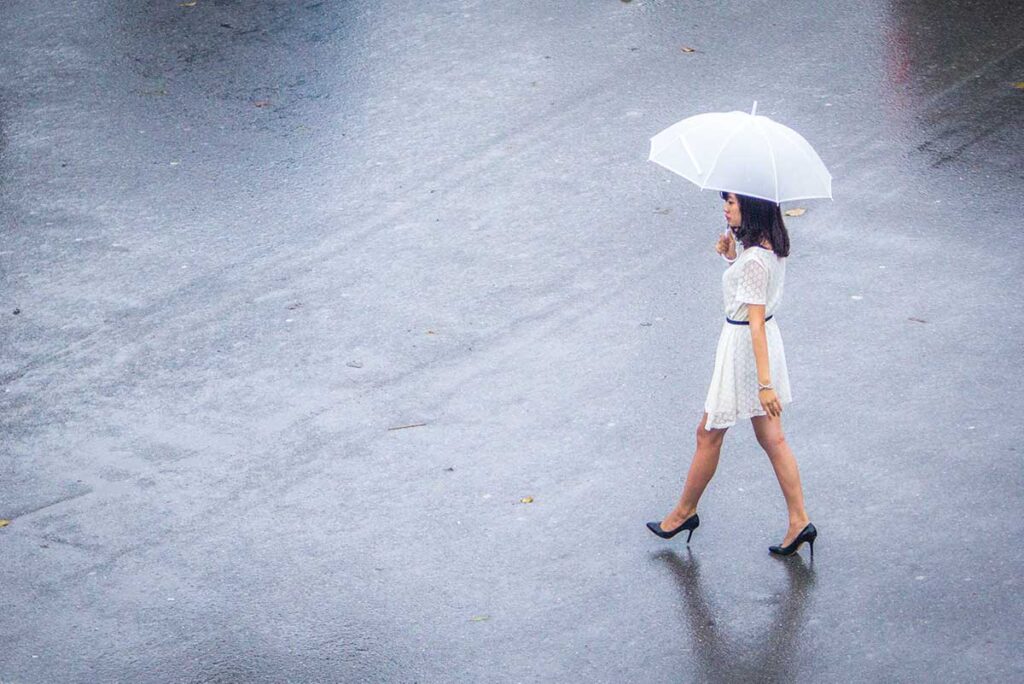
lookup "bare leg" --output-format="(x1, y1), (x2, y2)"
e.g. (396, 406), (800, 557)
(660, 413), (728, 531)
(751, 414), (810, 545)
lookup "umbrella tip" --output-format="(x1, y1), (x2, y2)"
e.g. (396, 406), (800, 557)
(751, 101), (758, 116)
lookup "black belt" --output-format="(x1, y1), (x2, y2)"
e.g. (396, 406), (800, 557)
(726, 315), (773, 326)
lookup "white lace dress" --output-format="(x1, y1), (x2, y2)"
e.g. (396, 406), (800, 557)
(704, 246), (792, 430)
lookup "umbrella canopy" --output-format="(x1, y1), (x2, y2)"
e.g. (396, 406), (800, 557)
(648, 103), (832, 204)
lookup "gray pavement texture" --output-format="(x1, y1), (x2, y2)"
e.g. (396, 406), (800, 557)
(1, 0), (1023, 682)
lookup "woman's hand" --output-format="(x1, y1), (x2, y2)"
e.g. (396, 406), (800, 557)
(759, 387), (782, 417)
(716, 230), (737, 260)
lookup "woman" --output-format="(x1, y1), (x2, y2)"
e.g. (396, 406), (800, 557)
(646, 191), (817, 558)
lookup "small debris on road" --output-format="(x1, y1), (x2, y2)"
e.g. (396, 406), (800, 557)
(680, 46), (697, 53)
(519, 496), (534, 504)
(909, 317), (927, 324)
(0, 519), (10, 528)
(12, 308), (20, 315)
(784, 207), (806, 217)
(387, 422), (427, 431)
(346, 360), (363, 368)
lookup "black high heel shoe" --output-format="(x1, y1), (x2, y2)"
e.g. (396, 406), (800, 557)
(769, 523), (817, 559)
(646, 513), (700, 542)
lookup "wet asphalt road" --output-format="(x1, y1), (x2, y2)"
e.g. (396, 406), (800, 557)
(2, 1), (1023, 682)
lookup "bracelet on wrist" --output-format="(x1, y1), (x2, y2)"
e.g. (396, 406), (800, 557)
(758, 382), (773, 391)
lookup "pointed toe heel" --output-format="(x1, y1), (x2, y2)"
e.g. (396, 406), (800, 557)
(769, 522), (817, 558)
(646, 513), (700, 542)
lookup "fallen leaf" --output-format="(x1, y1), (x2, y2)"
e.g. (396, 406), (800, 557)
(0, 520), (9, 528)
(179, 0), (196, 6)
(908, 317), (927, 324)
(426, 329), (436, 335)
(519, 496), (534, 504)
(784, 207), (806, 217)
(1013, 82), (1024, 90)
(470, 615), (490, 622)
(680, 47), (696, 53)
(253, 100), (271, 108)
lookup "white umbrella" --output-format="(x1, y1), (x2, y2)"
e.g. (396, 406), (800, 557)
(648, 102), (832, 204)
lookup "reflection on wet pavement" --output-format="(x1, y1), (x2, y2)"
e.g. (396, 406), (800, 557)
(654, 550), (816, 683)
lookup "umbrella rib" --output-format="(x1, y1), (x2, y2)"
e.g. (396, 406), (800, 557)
(774, 124), (832, 180)
(773, 124), (833, 198)
(679, 136), (702, 175)
(700, 115), (753, 191)
(751, 117), (780, 203)
(668, 118), (719, 168)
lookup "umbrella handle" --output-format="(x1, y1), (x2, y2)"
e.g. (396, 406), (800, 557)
(751, 101), (758, 116)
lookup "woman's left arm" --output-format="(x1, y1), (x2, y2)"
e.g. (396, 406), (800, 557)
(749, 304), (782, 417)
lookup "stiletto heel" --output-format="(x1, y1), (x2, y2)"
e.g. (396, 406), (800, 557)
(646, 513), (700, 541)
(769, 522), (817, 557)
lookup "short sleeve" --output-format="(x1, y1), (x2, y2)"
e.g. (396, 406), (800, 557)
(735, 258), (768, 305)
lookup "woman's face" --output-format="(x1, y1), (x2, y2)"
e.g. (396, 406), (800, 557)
(723, 193), (742, 229)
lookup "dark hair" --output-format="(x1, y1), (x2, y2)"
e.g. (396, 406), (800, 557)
(720, 191), (790, 258)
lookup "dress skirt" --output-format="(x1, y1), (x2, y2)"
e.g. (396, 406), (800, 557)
(703, 318), (792, 430)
